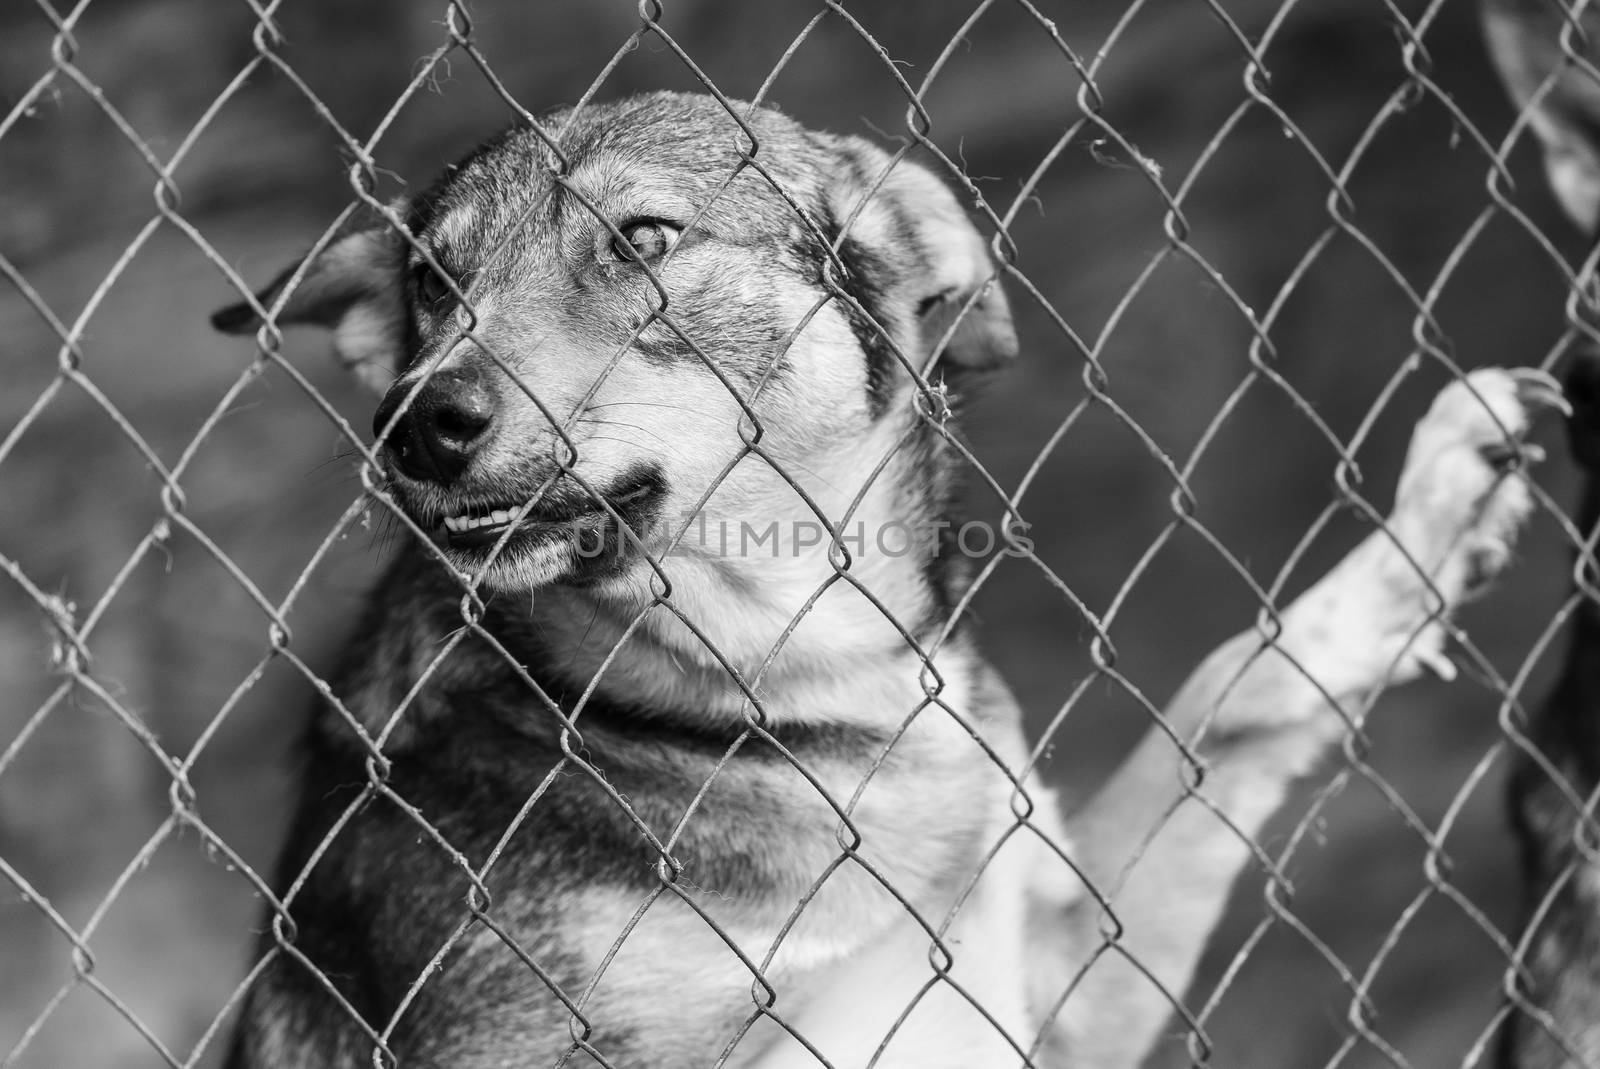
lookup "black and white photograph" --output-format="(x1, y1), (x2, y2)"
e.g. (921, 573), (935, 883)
(6, 1), (1600, 1066)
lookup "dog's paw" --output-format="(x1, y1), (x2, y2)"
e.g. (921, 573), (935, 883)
(1380, 367), (1564, 681)
(1194, 369), (1560, 742)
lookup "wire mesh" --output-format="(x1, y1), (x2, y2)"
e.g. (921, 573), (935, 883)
(5, 0), (1600, 1066)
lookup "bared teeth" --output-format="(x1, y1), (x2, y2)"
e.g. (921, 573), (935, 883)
(441, 508), (515, 534)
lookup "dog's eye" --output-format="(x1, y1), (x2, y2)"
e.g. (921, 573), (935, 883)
(414, 264), (454, 309)
(610, 220), (680, 263)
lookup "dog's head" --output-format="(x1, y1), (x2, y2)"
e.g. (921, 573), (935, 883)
(215, 92), (1014, 593)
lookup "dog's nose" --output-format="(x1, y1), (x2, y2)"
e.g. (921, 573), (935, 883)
(373, 367), (498, 484)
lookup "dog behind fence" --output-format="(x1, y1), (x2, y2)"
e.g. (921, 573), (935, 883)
(5, 1), (1600, 1067)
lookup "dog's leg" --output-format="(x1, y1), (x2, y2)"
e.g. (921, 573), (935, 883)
(1034, 368), (1562, 1067)
(1501, 349), (1600, 1069)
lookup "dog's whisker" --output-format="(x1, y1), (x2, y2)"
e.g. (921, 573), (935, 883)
(577, 418), (680, 454)
(583, 400), (695, 414)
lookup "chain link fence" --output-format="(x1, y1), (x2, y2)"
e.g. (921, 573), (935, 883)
(5, 0), (1600, 1066)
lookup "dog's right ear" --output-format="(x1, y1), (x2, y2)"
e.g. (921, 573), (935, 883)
(821, 135), (1017, 377)
(1484, 0), (1600, 232)
(211, 227), (404, 395)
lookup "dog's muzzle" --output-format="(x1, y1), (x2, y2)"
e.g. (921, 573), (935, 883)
(373, 365), (498, 485)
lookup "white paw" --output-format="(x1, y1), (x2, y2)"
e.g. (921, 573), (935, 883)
(1381, 367), (1565, 681)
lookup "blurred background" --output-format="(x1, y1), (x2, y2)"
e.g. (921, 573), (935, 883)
(0, 1), (1592, 1066)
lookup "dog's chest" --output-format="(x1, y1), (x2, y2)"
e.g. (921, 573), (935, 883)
(389, 695), (1027, 1066)
(429, 758), (1055, 1069)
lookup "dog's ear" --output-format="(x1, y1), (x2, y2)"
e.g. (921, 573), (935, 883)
(1484, 0), (1600, 232)
(823, 137), (1017, 373)
(211, 227), (404, 395)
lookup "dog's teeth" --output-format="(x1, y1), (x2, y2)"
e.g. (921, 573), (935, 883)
(440, 510), (516, 534)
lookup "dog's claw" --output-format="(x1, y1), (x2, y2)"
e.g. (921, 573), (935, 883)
(1481, 369), (1561, 470)
(1510, 367), (1572, 419)
(1411, 640), (1458, 682)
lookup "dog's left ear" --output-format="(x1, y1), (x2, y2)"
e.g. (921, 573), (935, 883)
(210, 227), (404, 396)
(823, 137), (1017, 373)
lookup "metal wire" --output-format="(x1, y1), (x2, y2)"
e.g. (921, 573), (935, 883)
(3, 0), (1598, 1067)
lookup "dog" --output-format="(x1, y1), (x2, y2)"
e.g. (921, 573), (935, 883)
(1486, 1), (1600, 1064)
(212, 90), (1561, 1068)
